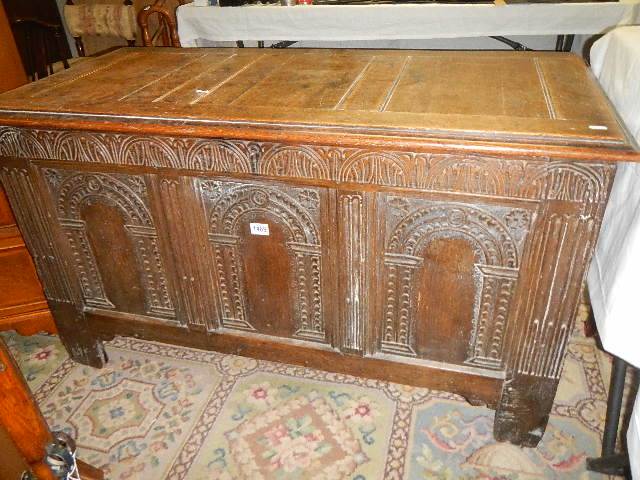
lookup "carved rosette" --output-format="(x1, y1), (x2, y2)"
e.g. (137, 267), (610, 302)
(381, 198), (532, 368)
(199, 180), (325, 342)
(42, 169), (175, 318)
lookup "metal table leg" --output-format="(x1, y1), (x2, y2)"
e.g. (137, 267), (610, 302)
(562, 34), (575, 52)
(586, 356), (631, 477)
(555, 34), (575, 52)
(556, 35), (565, 51)
(490, 36), (532, 51)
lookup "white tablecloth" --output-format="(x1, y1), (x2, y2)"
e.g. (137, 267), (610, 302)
(177, 1), (640, 45)
(588, 26), (640, 478)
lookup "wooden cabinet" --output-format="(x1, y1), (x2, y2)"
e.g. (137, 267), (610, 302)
(0, 186), (57, 335)
(0, 47), (636, 447)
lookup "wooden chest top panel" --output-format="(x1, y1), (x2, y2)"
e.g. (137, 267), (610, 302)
(0, 48), (629, 149)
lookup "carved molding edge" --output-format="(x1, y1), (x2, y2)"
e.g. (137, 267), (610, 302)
(0, 127), (615, 203)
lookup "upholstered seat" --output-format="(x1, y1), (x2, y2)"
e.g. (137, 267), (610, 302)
(63, 0), (137, 56)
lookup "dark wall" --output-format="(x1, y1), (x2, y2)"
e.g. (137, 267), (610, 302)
(2, 0), (71, 79)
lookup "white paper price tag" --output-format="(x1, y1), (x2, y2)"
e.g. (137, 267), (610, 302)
(249, 223), (270, 236)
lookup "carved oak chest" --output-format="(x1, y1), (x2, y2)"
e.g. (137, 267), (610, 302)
(0, 48), (634, 446)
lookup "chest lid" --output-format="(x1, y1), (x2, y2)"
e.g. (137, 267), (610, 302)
(0, 48), (631, 151)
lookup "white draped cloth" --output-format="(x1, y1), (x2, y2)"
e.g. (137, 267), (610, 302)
(176, 1), (640, 45)
(588, 26), (640, 478)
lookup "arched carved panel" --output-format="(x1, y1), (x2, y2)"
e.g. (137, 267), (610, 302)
(42, 169), (175, 319)
(181, 140), (252, 173)
(51, 131), (116, 166)
(379, 195), (533, 368)
(0, 128), (24, 157)
(199, 179), (326, 343)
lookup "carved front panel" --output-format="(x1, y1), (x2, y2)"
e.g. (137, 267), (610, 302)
(42, 168), (176, 320)
(377, 194), (534, 369)
(198, 179), (328, 344)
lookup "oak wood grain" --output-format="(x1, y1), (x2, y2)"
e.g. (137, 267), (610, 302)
(0, 48), (635, 448)
(0, 48), (631, 150)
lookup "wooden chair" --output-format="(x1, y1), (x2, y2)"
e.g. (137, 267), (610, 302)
(9, 18), (70, 81)
(0, 13), (58, 335)
(138, 0), (182, 47)
(64, 0), (137, 57)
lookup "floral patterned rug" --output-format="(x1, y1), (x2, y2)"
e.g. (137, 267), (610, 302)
(2, 306), (615, 480)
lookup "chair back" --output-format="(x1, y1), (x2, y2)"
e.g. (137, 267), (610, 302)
(9, 18), (70, 81)
(64, 0), (137, 56)
(138, 0), (181, 47)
